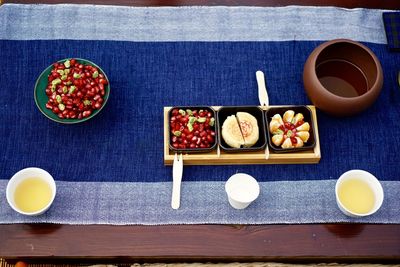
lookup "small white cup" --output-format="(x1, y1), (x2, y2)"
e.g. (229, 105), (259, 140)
(225, 173), (260, 209)
(6, 167), (56, 216)
(335, 169), (384, 217)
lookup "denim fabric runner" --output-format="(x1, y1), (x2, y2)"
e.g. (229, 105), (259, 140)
(383, 12), (400, 51)
(0, 4), (399, 224)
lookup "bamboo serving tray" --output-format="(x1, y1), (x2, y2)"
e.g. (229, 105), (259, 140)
(163, 106), (321, 165)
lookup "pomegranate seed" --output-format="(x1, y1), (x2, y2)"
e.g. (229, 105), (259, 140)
(94, 102), (102, 109)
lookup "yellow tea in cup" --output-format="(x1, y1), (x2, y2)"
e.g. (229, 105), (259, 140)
(335, 169), (384, 217)
(337, 178), (375, 214)
(14, 177), (53, 213)
(6, 167), (56, 216)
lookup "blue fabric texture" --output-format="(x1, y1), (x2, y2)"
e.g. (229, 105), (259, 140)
(0, 4), (387, 43)
(1, 40), (399, 183)
(1, 4), (400, 225)
(1, 180), (399, 225)
(383, 12), (400, 51)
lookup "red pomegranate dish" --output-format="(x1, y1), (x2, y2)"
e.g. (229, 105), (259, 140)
(169, 108), (216, 150)
(45, 59), (108, 120)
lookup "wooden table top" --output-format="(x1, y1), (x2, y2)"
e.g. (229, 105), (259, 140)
(1, 0), (400, 263)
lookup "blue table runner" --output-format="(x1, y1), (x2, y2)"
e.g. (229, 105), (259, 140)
(0, 4), (399, 224)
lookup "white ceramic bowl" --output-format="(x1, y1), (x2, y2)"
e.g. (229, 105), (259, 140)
(335, 169), (384, 217)
(6, 167), (56, 216)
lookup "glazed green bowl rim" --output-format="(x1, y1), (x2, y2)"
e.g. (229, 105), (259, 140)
(34, 58), (110, 124)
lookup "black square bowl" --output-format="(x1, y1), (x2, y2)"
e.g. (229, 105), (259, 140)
(217, 106), (266, 152)
(168, 106), (217, 153)
(266, 105), (316, 153)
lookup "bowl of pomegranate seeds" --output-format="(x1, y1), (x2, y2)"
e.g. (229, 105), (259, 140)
(169, 107), (217, 152)
(34, 58), (110, 123)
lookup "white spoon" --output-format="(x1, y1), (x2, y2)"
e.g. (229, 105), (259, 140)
(256, 70), (270, 160)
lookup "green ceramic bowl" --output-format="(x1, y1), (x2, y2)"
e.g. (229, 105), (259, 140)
(34, 58), (110, 124)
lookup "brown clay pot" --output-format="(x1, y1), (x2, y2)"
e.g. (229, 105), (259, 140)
(303, 39), (383, 116)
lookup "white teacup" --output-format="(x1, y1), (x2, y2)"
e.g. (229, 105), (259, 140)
(6, 167), (56, 216)
(335, 169), (384, 217)
(225, 173), (260, 209)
